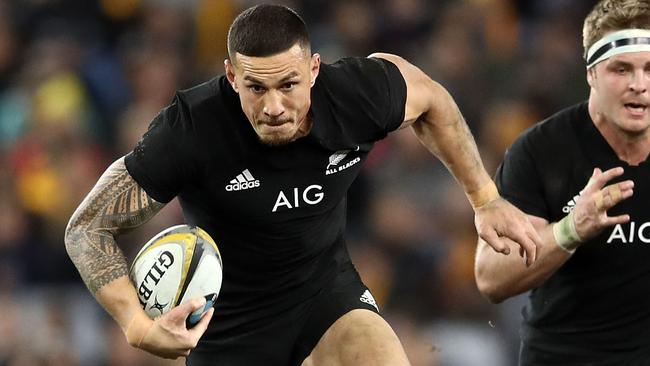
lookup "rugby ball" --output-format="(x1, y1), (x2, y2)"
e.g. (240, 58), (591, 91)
(130, 224), (223, 326)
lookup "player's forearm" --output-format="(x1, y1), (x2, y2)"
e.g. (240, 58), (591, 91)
(474, 223), (571, 303)
(410, 84), (495, 204)
(65, 218), (139, 330)
(64, 157), (164, 328)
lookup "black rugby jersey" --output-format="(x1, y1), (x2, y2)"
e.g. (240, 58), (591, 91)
(496, 102), (650, 363)
(125, 57), (406, 339)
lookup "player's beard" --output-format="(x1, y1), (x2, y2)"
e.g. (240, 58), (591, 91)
(258, 133), (295, 146)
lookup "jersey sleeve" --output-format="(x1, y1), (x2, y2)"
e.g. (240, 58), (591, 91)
(365, 57), (408, 134)
(124, 95), (198, 203)
(495, 132), (550, 219)
(323, 57), (407, 141)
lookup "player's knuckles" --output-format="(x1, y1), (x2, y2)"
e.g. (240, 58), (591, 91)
(479, 232), (500, 245)
(475, 224), (490, 238)
(477, 230), (496, 244)
(488, 239), (507, 252)
(502, 225), (527, 242)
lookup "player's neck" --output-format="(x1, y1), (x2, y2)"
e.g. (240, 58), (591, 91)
(589, 101), (650, 166)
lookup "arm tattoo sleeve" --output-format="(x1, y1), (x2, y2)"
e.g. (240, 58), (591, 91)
(64, 157), (165, 294)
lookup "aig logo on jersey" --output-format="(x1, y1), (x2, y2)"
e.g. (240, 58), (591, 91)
(272, 185), (324, 212)
(607, 221), (650, 244)
(225, 169), (261, 191)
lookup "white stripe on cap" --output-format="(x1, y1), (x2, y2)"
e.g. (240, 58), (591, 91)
(586, 29), (650, 69)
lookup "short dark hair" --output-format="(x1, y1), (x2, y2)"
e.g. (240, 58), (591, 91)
(583, 0), (650, 59)
(227, 4), (310, 62)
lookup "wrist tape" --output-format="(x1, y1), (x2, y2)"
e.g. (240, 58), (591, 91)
(125, 311), (153, 347)
(467, 182), (499, 208)
(552, 210), (582, 253)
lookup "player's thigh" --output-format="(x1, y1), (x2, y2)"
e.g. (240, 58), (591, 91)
(303, 309), (410, 366)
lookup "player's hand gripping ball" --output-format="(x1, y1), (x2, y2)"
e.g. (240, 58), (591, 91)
(130, 224), (223, 326)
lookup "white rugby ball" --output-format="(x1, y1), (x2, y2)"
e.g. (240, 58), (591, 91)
(130, 224), (223, 326)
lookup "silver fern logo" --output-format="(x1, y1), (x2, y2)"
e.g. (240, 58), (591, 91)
(325, 147), (361, 175)
(327, 150), (350, 170)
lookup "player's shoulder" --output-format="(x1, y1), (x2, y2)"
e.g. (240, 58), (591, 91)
(326, 56), (387, 69)
(535, 101), (588, 136)
(159, 76), (227, 128)
(176, 76), (224, 108)
(319, 56), (396, 85)
(515, 101), (588, 151)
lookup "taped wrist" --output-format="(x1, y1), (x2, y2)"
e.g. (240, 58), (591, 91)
(552, 210), (582, 253)
(125, 311), (153, 348)
(467, 182), (499, 208)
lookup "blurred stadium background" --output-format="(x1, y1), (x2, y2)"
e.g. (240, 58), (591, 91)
(0, 0), (597, 365)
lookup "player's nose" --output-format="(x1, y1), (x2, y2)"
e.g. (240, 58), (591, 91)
(263, 90), (285, 117)
(629, 69), (648, 94)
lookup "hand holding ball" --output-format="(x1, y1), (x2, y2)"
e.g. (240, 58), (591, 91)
(130, 224), (223, 326)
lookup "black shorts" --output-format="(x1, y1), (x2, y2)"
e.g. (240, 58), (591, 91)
(519, 340), (650, 366)
(186, 266), (380, 366)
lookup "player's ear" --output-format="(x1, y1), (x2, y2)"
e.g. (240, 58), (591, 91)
(586, 68), (596, 89)
(309, 53), (321, 87)
(224, 59), (239, 93)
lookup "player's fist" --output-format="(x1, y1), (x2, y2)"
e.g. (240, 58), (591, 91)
(127, 297), (214, 359)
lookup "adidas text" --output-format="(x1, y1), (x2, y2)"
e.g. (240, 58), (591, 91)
(562, 194), (579, 213)
(226, 181), (260, 191)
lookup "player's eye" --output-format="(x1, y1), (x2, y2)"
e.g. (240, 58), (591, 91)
(281, 82), (297, 91)
(613, 65), (629, 74)
(248, 85), (266, 94)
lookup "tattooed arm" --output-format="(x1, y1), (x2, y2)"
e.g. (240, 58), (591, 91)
(64, 157), (213, 358)
(65, 157), (164, 294)
(368, 53), (542, 265)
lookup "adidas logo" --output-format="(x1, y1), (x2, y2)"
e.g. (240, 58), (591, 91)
(359, 289), (378, 311)
(562, 194), (580, 213)
(225, 169), (261, 191)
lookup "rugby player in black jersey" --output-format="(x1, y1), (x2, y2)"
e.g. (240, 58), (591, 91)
(65, 4), (541, 365)
(475, 0), (650, 364)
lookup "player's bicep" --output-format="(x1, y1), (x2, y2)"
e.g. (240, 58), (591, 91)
(67, 156), (166, 236)
(368, 52), (438, 128)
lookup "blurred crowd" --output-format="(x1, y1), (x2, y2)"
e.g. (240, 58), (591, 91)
(0, 0), (597, 365)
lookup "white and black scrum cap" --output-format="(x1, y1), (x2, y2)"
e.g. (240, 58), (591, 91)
(586, 28), (650, 69)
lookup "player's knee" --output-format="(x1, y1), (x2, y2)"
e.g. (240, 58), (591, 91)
(336, 314), (407, 364)
(338, 320), (377, 348)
